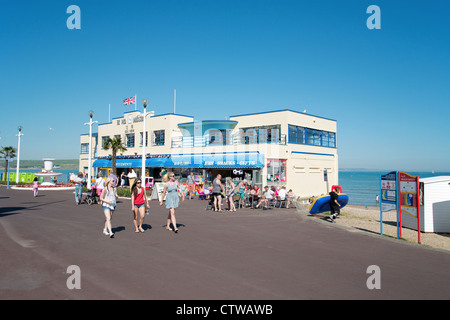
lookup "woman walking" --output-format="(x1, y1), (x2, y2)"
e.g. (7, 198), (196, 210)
(32, 177), (39, 197)
(74, 172), (85, 205)
(100, 177), (118, 238)
(226, 178), (236, 212)
(160, 172), (184, 233)
(131, 178), (149, 233)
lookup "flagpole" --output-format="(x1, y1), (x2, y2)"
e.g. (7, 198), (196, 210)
(135, 94), (137, 111)
(108, 104), (111, 122)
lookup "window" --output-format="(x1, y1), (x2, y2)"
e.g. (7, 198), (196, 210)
(102, 136), (110, 146)
(288, 125), (335, 148)
(288, 125), (297, 143)
(207, 129), (230, 145)
(153, 130), (165, 146)
(267, 159), (287, 183)
(80, 143), (89, 154)
(140, 131), (148, 147)
(126, 133), (135, 147)
(240, 125), (281, 144)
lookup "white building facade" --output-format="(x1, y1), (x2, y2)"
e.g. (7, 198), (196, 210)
(79, 109), (338, 198)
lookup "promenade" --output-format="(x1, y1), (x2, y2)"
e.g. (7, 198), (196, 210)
(1, 187), (450, 300)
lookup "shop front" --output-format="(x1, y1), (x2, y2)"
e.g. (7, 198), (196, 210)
(93, 152), (265, 190)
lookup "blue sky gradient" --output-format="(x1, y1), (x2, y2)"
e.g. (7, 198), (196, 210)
(1, 0), (449, 171)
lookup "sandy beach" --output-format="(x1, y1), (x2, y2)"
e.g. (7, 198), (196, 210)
(308, 204), (450, 253)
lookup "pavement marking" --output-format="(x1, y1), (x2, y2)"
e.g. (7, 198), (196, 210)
(0, 220), (37, 248)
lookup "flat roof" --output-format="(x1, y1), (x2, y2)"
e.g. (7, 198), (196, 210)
(229, 109), (337, 122)
(178, 120), (238, 127)
(420, 176), (450, 184)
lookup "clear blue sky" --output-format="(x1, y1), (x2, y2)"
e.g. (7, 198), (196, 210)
(1, 0), (449, 171)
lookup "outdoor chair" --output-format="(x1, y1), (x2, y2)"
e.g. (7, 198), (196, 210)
(277, 196), (287, 208)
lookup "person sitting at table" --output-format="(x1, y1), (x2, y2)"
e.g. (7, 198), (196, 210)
(287, 189), (296, 209)
(250, 185), (261, 206)
(256, 186), (274, 209)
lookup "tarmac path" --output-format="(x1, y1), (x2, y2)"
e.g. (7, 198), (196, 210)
(1, 187), (450, 300)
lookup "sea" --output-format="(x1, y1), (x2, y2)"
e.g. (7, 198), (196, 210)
(339, 170), (450, 207)
(12, 168), (450, 207)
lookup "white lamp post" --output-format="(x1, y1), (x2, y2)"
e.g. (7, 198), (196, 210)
(84, 110), (97, 189)
(15, 126), (23, 184)
(141, 99), (148, 182)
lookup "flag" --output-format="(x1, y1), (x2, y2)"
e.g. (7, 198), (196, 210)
(123, 96), (136, 105)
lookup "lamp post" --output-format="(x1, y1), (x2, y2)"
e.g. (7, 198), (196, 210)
(6, 156), (10, 189)
(141, 99), (148, 183)
(15, 126), (23, 184)
(84, 110), (98, 189)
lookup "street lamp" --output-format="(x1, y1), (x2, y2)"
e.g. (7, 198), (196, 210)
(141, 99), (148, 183)
(15, 126), (23, 184)
(84, 110), (97, 189)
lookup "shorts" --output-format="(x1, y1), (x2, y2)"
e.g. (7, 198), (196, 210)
(134, 203), (145, 209)
(188, 184), (194, 191)
(102, 204), (116, 212)
(238, 192), (245, 201)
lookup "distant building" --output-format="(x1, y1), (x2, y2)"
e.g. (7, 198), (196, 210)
(79, 109), (338, 198)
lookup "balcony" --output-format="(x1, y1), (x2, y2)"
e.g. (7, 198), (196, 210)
(171, 133), (286, 148)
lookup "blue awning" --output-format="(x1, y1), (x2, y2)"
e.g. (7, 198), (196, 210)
(169, 155), (203, 168)
(146, 157), (171, 167)
(202, 153), (264, 168)
(93, 158), (142, 168)
(93, 153), (264, 169)
(92, 159), (111, 168)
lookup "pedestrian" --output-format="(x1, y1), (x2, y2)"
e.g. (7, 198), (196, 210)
(32, 177), (39, 197)
(100, 177), (118, 238)
(187, 171), (195, 200)
(95, 173), (105, 197)
(160, 172), (184, 233)
(120, 172), (126, 187)
(329, 187), (341, 223)
(131, 178), (150, 233)
(226, 178), (237, 212)
(236, 179), (248, 208)
(212, 174), (224, 212)
(73, 172), (85, 205)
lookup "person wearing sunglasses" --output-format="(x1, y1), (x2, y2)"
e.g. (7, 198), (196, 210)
(131, 179), (150, 233)
(160, 172), (185, 233)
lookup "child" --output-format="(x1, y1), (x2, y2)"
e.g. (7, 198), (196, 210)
(32, 177), (39, 197)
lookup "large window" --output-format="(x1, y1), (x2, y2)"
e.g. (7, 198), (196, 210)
(153, 130), (165, 146)
(126, 133), (135, 148)
(239, 125), (281, 144)
(289, 125), (336, 148)
(267, 159), (287, 183)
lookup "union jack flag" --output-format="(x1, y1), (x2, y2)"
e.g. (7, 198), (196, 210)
(123, 96), (136, 105)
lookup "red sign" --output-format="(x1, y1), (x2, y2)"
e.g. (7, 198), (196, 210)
(398, 171), (421, 243)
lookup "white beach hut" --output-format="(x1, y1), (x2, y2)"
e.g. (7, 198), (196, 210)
(402, 176), (450, 233)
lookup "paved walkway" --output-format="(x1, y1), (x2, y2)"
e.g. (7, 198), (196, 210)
(1, 187), (450, 300)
